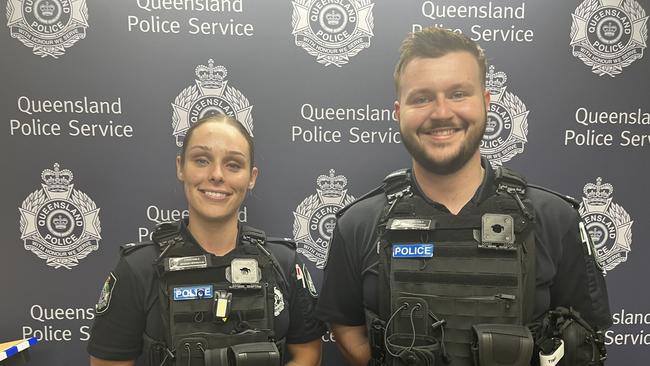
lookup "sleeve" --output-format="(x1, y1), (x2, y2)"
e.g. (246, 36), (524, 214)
(549, 211), (612, 330)
(285, 256), (327, 344)
(315, 224), (366, 326)
(87, 256), (147, 361)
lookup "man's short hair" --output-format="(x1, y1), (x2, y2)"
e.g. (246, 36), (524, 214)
(394, 27), (487, 93)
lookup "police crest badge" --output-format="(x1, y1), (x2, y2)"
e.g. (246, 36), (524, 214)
(579, 177), (633, 273)
(293, 169), (355, 269)
(18, 163), (101, 269)
(291, 0), (374, 66)
(570, 0), (648, 76)
(480, 65), (529, 167)
(171, 59), (254, 146)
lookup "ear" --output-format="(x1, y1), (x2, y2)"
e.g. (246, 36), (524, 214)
(394, 100), (401, 126)
(484, 89), (491, 112)
(248, 167), (258, 190)
(176, 155), (184, 181)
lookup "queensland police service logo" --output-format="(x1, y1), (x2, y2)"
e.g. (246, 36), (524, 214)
(18, 163), (101, 269)
(570, 0), (647, 77)
(579, 177), (633, 273)
(291, 0), (374, 67)
(480, 65), (529, 167)
(172, 59), (253, 146)
(6, 0), (89, 58)
(293, 169), (355, 268)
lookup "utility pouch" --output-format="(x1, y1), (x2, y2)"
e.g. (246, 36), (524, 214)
(385, 333), (441, 366)
(229, 342), (281, 366)
(472, 324), (534, 366)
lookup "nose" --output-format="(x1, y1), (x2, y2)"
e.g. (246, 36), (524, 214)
(208, 164), (224, 183)
(429, 96), (453, 120)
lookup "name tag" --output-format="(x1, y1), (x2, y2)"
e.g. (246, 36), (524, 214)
(173, 285), (214, 301)
(392, 244), (434, 258)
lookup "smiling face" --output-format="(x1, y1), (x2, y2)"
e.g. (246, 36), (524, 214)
(176, 121), (257, 225)
(395, 52), (490, 175)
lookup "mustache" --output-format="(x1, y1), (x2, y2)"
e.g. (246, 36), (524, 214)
(417, 120), (467, 134)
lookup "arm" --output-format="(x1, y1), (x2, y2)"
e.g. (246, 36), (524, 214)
(286, 339), (322, 366)
(330, 323), (371, 366)
(549, 213), (611, 329)
(89, 356), (135, 366)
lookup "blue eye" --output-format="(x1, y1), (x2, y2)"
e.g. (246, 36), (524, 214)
(451, 91), (466, 99)
(195, 158), (209, 166)
(414, 95), (431, 104)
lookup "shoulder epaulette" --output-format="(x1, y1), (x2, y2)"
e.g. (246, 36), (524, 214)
(151, 221), (183, 248)
(120, 241), (155, 256)
(266, 237), (297, 249)
(528, 184), (580, 209)
(241, 225), (266, 246)
(495, 166), (527, 195)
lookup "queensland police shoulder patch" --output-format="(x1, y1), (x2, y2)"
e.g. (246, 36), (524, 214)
(95, 272), (117, 315)
(273, 286), (285, 316)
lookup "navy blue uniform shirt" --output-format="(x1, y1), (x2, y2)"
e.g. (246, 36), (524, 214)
(316, 158), (611, 330)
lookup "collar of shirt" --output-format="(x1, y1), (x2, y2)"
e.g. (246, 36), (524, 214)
(410, 156), (497, 214)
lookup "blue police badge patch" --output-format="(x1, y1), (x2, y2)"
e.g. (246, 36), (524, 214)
(173, 285), (214, 301)
(95, 272), (117, 315)
(392, 244), (434, 258)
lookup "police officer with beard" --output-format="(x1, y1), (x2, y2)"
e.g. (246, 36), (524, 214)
(316, 28), (611, 366)
(87, 115), (324, 366)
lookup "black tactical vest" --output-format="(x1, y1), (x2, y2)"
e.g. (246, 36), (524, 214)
(149, 222), (285, 366)
(368, 167), (537, 366)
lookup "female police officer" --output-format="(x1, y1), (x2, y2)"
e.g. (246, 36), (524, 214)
(87, 115), (324, 366)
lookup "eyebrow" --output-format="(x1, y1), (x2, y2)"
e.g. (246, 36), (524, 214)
(188, 145), (246, 157)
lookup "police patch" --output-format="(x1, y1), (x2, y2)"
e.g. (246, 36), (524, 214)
(95, 272), (116, 315)
(173, 285), (214, 301)
(392, 244), (434, 258)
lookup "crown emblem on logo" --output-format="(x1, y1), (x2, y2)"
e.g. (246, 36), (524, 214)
(584, 177), (613, 205)
(588, 227), (603, 242)
(195, 59), (228, 88)
(39, 1), (56, 17)
(41, 163), (73, 192)
(326, 10), (341, 26)
(602, 22), (617, 37)
(324, 219), (336, 234)
(486, 119), (497, 133)
(317, 169), (347, 198)
(486, 65), (507, 92)
(53, 214), (69, 230)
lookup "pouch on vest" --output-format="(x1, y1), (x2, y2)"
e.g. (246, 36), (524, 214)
(471, 324), (533, 366)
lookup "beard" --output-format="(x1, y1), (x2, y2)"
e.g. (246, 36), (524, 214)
(400, 112), (487, 175)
